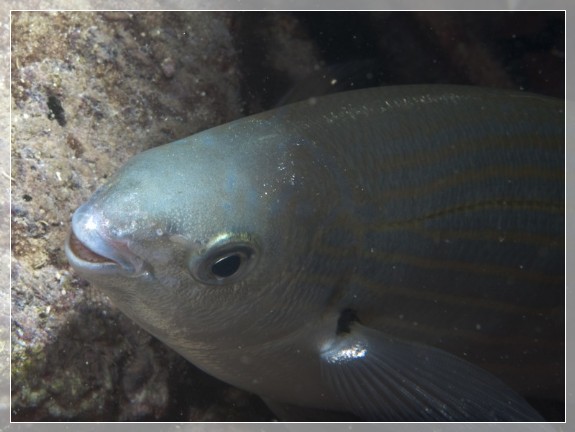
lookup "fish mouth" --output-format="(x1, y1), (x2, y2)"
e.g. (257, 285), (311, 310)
(65, 203), (141, 274)
(67, 229), (115, 264)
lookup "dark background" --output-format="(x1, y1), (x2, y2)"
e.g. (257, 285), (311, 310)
(237, 12), (564, 109)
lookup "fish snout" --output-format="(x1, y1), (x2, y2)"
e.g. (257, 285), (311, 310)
(65, 203), (143, 275)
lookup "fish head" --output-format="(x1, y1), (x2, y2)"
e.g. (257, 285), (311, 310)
(66, 117), (350, 359)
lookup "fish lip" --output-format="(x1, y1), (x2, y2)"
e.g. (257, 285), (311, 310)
(65, 203), (140, 275)
(65, 230), (123, 274)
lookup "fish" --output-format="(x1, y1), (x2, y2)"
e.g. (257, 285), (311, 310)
(65, 85), (564, 421)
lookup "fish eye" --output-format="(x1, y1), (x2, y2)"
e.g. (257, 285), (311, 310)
(189, 238), (258, 285)
(211, 254), (242, 278)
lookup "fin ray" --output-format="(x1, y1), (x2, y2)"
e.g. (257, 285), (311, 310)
(320, 323), (544, 421)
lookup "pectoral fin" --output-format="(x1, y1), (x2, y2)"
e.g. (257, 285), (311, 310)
(319, 322), (544, 421)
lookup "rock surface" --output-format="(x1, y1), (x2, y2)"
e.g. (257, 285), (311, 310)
(10, 11), (321, 421)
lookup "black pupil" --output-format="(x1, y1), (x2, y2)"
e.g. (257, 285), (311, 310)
(211, 254), (242, 278)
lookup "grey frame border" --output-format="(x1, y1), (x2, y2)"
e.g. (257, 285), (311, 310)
(1, 1), (571, 432)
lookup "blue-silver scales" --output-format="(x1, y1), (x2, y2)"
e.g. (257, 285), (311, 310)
(66, 85), (564, 421)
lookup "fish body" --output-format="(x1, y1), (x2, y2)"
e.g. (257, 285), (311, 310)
(66, 85), (564, 421)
